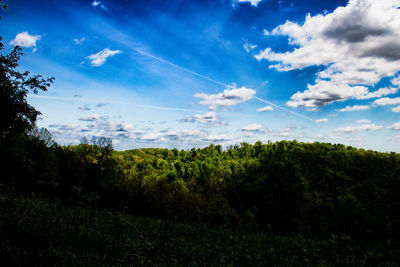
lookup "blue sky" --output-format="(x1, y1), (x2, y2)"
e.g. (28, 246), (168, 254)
(2, 0), (400, 151)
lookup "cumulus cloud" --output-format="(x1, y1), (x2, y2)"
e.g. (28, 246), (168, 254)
(373, 97), (400, 106)
(388, 122), (400, 130)
(315, 118), (328, 123)
(9, 32), (41, 48)
(86, 48), (121, 67)
(242, 123), (263, 132)
(256, 0), (400, 108)
(338, 105), (370, 112)
(194, 85), (256, 109)
(286, 81), (369, 108)
(334, 123), (383, 133)
(257, 106), (273, 112)
(181, 112), (227, 127)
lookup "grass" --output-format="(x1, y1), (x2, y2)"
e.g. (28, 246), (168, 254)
(0, 191), (399, 266)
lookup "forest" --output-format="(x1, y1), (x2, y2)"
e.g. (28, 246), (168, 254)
(1, 2), (400, 265)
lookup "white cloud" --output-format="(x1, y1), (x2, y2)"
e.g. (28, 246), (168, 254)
(78, 114), (108, 121)
(194, 85), (256, 109)
(334, 123), (383, 133)
(392, 106), (400, 112)
(73, 37), (86, 45)
(181, 112), (227, 127)
(356, 119), (371, 124)
(243, 41), (257, 52)
(373, 97), (400, 106)
(78, 105), (91, 111)
(392, 75), (400, 86)
(286, 81), (369, 108)
(257, 106), (273, 112)
(358, 86), (399, 99)
(202, 134), (233, 142)
(163, 130), (207, 142)
(315, 118), (328, 123)
(338, 105), (370, 112)
(91, 1), (107, 10)
(140, 133), (162, 141)
(235, 0), (263, 7)
(9, 32), (41, 48)
(256, 0), (400, 108)
(388, 122), (400, 130)
(242, 123), (263, 132)
(86, 48), (121, 66)
(59, 124), (80, 131)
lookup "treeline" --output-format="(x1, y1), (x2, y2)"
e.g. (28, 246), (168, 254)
(2, 132), (400, 241)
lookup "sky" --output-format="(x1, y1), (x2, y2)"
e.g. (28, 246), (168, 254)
(2, 0), (400, 151)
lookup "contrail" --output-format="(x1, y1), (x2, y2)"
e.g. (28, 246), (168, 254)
(253, 96), (314, 122)
(133, 48), (315, 122)
(133, 49), (228, 87)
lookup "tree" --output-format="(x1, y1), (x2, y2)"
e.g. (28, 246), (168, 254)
(0, 2), (55, 189)
(0, 5), (54, 139)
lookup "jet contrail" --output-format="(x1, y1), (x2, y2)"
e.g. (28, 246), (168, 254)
(133, 48), (315, 122)
(133, 48), (228, 87)
(253, 96), (314, 121)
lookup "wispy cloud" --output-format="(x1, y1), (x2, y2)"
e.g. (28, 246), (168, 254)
(78, 114), (109, 122)
(73, 37), (86, 45)
(9, 32), (41, 48)
(95, 103), (109, 108)
(356, 119), (371, 124)
(234, 0), (263, 7)
(78, 105), (91, 111)
(243, 40), (257, 52)
(86, 48), (121, 67)
(180, 112), (227, 127)
(202, 134), (233, 142)
(91, 1), (107, 10)
(315, 118), (328, 123)
(334, 123), (383, 133)
(338, 105), (370, 112)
